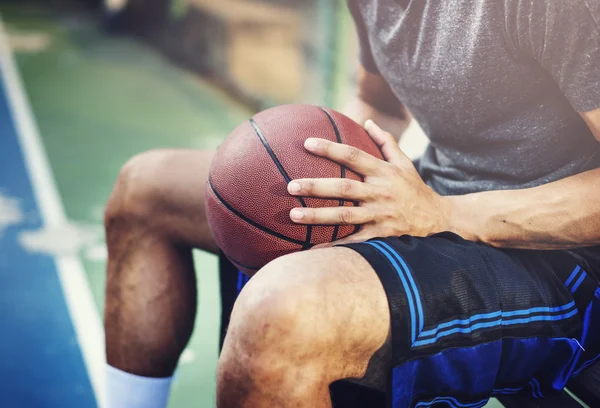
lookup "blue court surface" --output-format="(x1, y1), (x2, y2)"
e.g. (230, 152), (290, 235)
(0, 17), (102, 408)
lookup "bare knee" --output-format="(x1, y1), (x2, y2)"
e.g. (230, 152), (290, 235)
(217, 250), (389, 405)
(104, 149), (215, 249)
(220, 259), (320, 366)
(217, 256), (338, 406)
(105, 150), (175, 229)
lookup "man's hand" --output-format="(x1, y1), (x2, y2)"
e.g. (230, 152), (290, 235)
(287, 120), (449, 247)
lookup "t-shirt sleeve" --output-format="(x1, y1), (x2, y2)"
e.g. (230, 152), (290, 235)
(507, 0), (600, 112)
(347, 0), (380, 74)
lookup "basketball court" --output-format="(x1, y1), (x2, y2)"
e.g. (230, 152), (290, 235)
(0, 2), (592, 407)
(0, 3), (250, 405)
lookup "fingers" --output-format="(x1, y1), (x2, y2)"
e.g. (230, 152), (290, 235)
(289, 206), (373, 225)
(288, 178), (370, 200)
(363, 119), (410, 166)
(304, 138), (382, 175)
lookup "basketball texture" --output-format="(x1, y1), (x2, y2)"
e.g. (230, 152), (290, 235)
(205, 104), (383, 275)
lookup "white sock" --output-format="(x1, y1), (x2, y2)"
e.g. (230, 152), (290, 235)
(105, 364), (173, 408)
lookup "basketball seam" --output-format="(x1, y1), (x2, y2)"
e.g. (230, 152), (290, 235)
(319, 107), (345, 242)
(208, 178), (306, 246)
(249, 118), (313, 250)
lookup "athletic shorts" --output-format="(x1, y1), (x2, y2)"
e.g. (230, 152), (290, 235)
(342, 232), (600, 408)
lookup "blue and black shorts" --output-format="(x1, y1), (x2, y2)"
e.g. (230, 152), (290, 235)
(343, 232), (600, 408)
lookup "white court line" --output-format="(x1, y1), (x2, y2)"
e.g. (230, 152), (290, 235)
(0, 16), (105, 408)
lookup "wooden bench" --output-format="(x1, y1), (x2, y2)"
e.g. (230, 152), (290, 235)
(180, 0), (303, 102)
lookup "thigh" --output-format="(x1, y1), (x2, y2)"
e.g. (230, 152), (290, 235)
(343, 232), (599, 407)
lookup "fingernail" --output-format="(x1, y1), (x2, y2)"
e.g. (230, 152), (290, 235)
(290, 209), (304, 221)
(305, 138), (318, 150)
(288, 182), (301, 193)
(364, 119), (374, 128)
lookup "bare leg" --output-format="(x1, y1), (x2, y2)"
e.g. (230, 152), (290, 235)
(104, 149), (216, 377)
(217, 247), (391, 407)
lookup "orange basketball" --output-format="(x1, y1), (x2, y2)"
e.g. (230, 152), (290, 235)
(205, 104), (383, 275)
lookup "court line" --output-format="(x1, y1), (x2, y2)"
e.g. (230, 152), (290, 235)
(0, 16), (105, 407)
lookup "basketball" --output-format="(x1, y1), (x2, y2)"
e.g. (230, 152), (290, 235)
(205, 104), (383, 275)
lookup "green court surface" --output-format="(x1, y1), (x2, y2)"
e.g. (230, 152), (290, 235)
(3, 4), (250, 406)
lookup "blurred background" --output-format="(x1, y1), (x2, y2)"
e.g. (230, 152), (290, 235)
(102, 0), (357, 109)
(0, 0), (425, 407)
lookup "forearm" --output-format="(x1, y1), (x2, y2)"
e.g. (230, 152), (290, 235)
(445, 168), (600, 249)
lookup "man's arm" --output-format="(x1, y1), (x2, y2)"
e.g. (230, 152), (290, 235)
(582, 109), (600, 140)
(289, 0), (600, 251)
(444, 0), (600, 249)
(286, 111), (600, 251)
(446, 108), (600, 250)
(343, 66), (412, 141)
(344, 0), (411, 139)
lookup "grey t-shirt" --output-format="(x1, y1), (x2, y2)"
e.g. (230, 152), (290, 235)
(349, 0), (600, 268)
